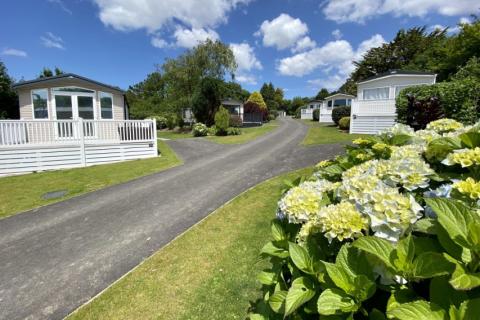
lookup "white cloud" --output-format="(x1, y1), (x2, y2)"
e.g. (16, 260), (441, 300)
(93, 0), (249, 32)
(332, 29), (343, 40)
(173, 27), (219, 48)
(292, 36), (316, 53)
(1, 48), (27, 57)
(307, 75), (345, 91)
(230, 43), (262, 71)
(429, 16), (473, 34)
(322, 0), (479, 24)
(48, 0), (72, 14)
(255, 13), (309, 50)
(41, 32), (65, 50)
(278, 34), (386, 90)
(150, 36), (169, 48)
(235, 73), (258, 85)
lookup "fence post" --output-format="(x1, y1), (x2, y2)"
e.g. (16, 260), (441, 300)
(78, 118), (86, 167)
(152, 118), (158, 156)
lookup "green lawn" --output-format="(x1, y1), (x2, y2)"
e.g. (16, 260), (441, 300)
(207, 120), (279, 144)
(157, 120), (280, 144)
(299, 119), (368, 145)
(0, 141), (181, 220)
(67, 167), (313, 320)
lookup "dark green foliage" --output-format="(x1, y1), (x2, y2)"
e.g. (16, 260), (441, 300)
(214, 106), (230, 135)
(339, 116), (350, 130)
(126, 72), (168, 119)
(166, 113), (178, 130)
(222, 81), (250, 101)
(332, 106), (351, 126)
(192, 77), (224, 126)
(226, 127), (241, 135)
(396, 80), (480, 125)
(0, 61), (18, 119)
(315, 88), (330, 101)
(38, 67), (63, 78)
(312, 109), (320, 121)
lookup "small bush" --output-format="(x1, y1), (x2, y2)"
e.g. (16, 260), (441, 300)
(214, 106), (230, 135)
(229, 115), (243, 127)
(227, 127), (241, 135)
(166, 114), (178, 130)
(338, 116), (350, 130)
(192, 123), (208, 137)
(331, 106), (351, 125)
(312, 109), (320, 121)
(207, 126), (217, 136)
(267, 113), (276, 121)
(146, 116), (168, 129)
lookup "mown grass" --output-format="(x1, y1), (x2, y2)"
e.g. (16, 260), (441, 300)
(207, 120), (279, 144)
(300, 119), (368, 145)
(67, 167), (313, 320)
(157, 121), (279, 144)
(0, 141), (181, 219)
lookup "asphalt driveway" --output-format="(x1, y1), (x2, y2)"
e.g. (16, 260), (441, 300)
(0, 117), (343, 320)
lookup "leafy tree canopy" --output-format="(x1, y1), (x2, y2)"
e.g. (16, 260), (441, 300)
(0, 61), (18, 119)
(247, 91), (267, 110)
(39, 67), (64, 78)
(315, 88), (330, 100)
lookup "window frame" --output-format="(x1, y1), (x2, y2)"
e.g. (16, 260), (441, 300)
(31, 88), (50, 120)
(362, 87), (390, 100)
(99, 91), (114, 120)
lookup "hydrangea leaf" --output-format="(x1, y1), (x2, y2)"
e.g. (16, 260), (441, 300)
(369, 308), (387, 320)
(424, 198), (473, 248)
(413, 218), (437, 235)
(257, 270), (278, 286)
(336, 244), (374, 280)
(317, 288), (358, 315)
(271, 220), (287, 242)
(324, 262), (354, 294)
(284, 277), (315, 316)
(458, 298), (480, 320)
(425, 137), (462, 163)
(387, 301), (446, 320)
(268, 290), (287, 314)
(353, 236), (395, 270)
(393, 234), (415, 271)
(429, 276), (468, 310)
(412, 252), (455, 279)
(289, 242), (313, 274)
(351, 275), (375, 302)
(449, 264), (480, 290)
(386, 289), (419, 313)
(390, 134), (412, 146)
(261, 241), (289, 259)
(459, 132), (480, 148)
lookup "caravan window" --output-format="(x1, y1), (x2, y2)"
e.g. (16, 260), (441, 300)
(363, 87), (389, 100)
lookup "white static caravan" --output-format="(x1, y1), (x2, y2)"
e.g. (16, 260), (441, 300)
(350, 70), (437, 134)
(300, 100), (322, 120)
(319, 93), (355, 123)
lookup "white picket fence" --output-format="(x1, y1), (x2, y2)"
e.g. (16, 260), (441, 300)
(0, 119), (158, 176)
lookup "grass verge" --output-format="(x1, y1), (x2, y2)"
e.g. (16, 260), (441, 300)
(300, 119), (368, 145)
(207, 120), (279, 144)
(67, 167), (313, 320)
(157, 130), (193, 140)
(0, 141), (181, 219)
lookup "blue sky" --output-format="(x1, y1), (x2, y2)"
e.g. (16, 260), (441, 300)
(0, 0), (478, 98)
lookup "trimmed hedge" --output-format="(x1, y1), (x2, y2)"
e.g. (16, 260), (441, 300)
(313, 109), (320, 121)
(338, 116), (350, 130)
(396, 79), (480, 125)
(331, 106), (351, 125)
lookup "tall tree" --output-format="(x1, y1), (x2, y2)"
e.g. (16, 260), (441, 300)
(191, 77), (225, 126)
(161, 39), (237, 111)
(315, 88), (330, 100)
(126, 72), (168, 119)
(0, 61), (18, 119)
(260, 82), (278, 110)
(39, 67), (64, 78)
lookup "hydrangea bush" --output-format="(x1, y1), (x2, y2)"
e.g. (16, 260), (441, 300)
(250, 118), (480, 320)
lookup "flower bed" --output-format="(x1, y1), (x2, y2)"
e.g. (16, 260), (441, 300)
(250, 118), (480, 319)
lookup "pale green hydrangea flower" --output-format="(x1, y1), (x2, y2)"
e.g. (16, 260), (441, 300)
(426, 119), (463, 134)
(443, 148), (480, 167)
(299, 201), (368, 243)
(277, 179), (340, 223)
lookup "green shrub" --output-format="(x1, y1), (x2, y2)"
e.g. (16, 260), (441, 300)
(192, 123), (208, 137)
(214, 106), (230, 135)
(338, 116), (350, 130)
(229, 115), (243, 127)
(331, 106), (351, 125)
(312, 109), (320, 121)
(207, 126), (217, 136)
(166, 113), (178, 130)
(250, 120), (480, 319)
(227, 127), (241, 135)
(396, 80), (480, 125)
(146, 116), (167, 129)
